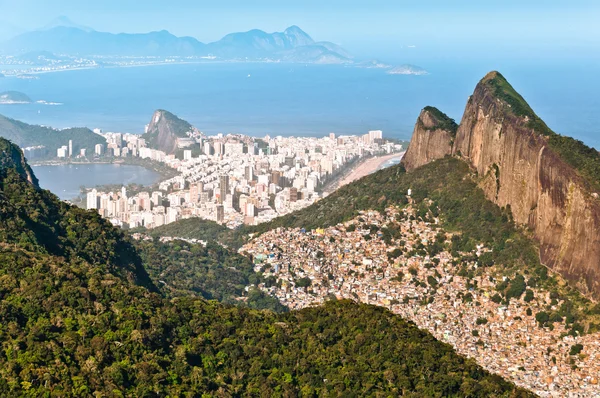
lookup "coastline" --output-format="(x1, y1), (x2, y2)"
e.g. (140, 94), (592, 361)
(1, 58), (357, 78)
(323, 151), (405, 195)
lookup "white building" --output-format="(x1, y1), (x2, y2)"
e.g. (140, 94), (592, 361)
(86, 189), (99, 210)
(57, 146), (68, 158)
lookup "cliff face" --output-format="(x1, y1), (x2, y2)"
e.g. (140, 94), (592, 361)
(402, 107), (456, 171)
(408, 71), (600, 298)
(142, 110), (194, 154)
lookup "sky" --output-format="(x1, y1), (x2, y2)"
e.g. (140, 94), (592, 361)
(1, 0), (600, 62)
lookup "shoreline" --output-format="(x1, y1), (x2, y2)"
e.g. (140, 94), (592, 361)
(0, 59), (349, 78)
(324, 151), (405, 195)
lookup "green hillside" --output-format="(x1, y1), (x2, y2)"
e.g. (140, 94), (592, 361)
(0, 140), (533, 395)
(421, 106), (458, 136)
(147, 217), (245, 248)
(0, 114), (104, 157)
(137, 238), (286, 312)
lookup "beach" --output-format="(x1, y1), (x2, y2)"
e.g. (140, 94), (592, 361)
(324, 151), (405, 194)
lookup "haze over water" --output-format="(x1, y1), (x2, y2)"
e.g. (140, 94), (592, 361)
(1, 59), (599, 149)
(32, 164), (160, 200)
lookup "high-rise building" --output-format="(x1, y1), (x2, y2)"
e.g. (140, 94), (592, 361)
(368, 130), (383, 144)
(245, 165), (254, 182)
(216, 204), (224, 223)
(289, 187), (298, 202)
(57, 146), (68, 158)
(190, 183), (199, 204)
(68, 140), (73, 157)
(94, 143), (104, 156)
(183, 150), (192, 161)
(86, 189), (99, 209)
(219, 175), (229, 204)
(151, 191), (163, 207)
(271, 170), (281, 186)
(203, 142), (212, 156)
(80, 148), (86, 157)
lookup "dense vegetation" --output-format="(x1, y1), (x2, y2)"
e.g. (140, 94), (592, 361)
(0, 139), (154, 289)
(422, 106), (459, 137)
(0, 114), (104, 157)
(484, 71), (600, 192)
(149, 217), (246, 249)
(136, 239), (286, 312)
(0, 138), (532, 395)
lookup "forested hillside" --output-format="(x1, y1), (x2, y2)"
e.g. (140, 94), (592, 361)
(0, 114), (104, 157)
(0, 138), (534, 395)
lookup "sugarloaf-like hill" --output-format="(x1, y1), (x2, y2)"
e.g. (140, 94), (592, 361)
(142, 109), (197, 154)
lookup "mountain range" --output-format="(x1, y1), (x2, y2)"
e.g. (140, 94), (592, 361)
(1, 23), (352, 64)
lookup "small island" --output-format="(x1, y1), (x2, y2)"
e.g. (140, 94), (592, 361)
(0, 91), (32, 104)
(386, 64), (428, 75)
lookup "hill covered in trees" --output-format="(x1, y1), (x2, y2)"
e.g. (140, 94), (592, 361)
(0, 138), (535, 395)
(0, 114), (104, 158)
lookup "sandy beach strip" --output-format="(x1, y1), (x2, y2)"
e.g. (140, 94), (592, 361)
(325, 151), (405, 194)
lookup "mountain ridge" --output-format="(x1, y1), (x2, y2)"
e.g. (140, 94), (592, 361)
(2, 25), (353, 63)
(402, 70), (600, 299)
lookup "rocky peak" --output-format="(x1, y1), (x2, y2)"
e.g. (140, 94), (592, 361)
(0, 137), (39, 187)
(401, 107), (456, 171)
(283, 25), (314, 47)
(404, 71), (600, 299)
(143, 110), (194, 154)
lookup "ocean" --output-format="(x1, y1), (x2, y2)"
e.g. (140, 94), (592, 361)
(0, 60), (599, 148)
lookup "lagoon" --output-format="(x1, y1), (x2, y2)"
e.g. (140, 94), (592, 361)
(32, 163), (161, 200)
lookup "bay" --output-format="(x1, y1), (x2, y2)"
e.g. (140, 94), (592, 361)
(0, 60), (598, 149)
(32, 163), (160, 200)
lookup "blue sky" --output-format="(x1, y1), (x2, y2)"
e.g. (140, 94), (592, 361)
(1, 0), (599, 61)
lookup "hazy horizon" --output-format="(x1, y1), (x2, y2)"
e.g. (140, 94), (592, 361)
(1, 0), (599, 62)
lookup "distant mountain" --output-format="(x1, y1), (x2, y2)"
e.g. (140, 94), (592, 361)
(41, 16), (94, 33)
(142, 110), (196, 154)
(1, 24), (352, 63)
(387, 64), (428, 75)
(3, 27), (205, 57)
(0, 114), (104, 156)
(0, 91), (32, 104)
(206, 25), (313, 57)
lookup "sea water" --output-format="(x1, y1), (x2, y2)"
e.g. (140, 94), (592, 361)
(0, 60), (599, 147)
